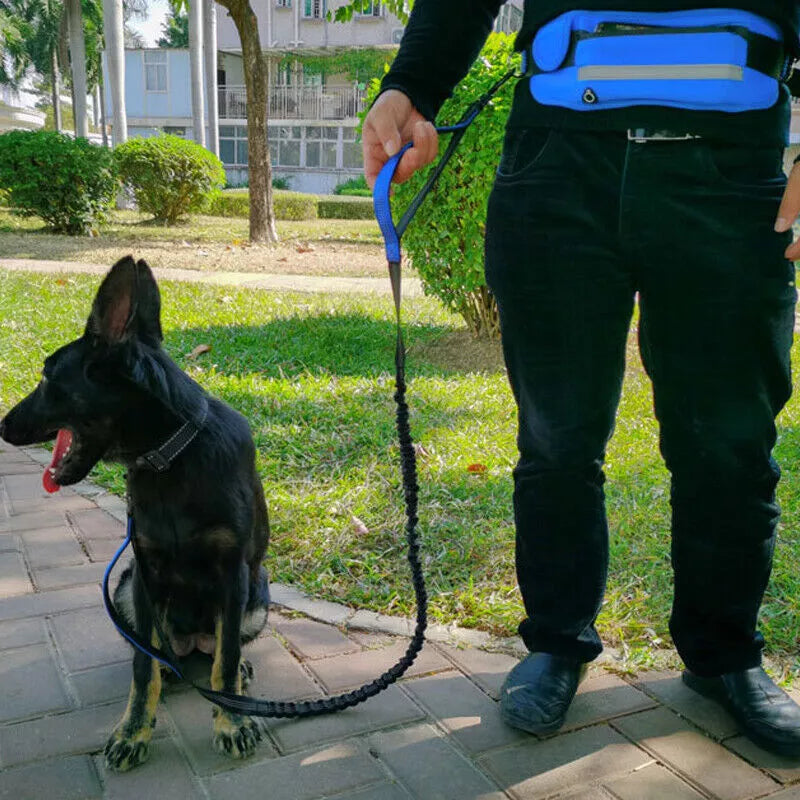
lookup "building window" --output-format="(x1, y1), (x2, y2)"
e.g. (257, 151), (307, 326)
(357, 1), (382, 17)
(304, 126), (338, 168)
(223, 125), (363, 171)
(275, 126), (302, 166)
(276, 0), (290, 6)
(302, 0), (324, 19)
(144, 50), (167, 92)
(219, 125), (248, 165)
(342, 127), (361, 169)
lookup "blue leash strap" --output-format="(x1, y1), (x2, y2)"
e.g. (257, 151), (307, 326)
(102, 516), (185, 678)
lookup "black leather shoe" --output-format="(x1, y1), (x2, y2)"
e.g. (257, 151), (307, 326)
(500, 652), (587, 735)
(683, 667), (800, 757)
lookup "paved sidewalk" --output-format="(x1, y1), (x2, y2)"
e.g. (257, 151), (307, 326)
(2, 443), (800, 800)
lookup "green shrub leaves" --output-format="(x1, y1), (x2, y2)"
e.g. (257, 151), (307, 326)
(0, 130), (117, 235)
(114, 134), (226, 225)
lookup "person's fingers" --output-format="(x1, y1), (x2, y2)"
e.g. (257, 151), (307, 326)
(388, 124), (439, 185)
(775, 162), (800, 234)
(362, 91), (414, 189)
(785, 238), (800, 260)
(411, 119), (439, 169)
(363, 138), (390, 190)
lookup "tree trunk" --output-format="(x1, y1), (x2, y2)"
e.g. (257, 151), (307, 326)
(103, 0), (127, 146)
(50, 46), (61, 133)
(99, 76), (109, 147)
(188, 0), (206, 147)
(203, 0), (219, 157)
(218, 0), (277, 243)
(66, 0), (88, 138)
(92, 84), (100, 129)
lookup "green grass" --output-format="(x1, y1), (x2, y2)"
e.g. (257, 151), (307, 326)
(0, 208), (382, 246)
(2, 269), (799, 676)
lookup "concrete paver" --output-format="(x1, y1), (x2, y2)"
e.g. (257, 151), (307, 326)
(1, 440), (800, 799)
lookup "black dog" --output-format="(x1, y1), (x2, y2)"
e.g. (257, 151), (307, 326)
(0, 256), (270, 771)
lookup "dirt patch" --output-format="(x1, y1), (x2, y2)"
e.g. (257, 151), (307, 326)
(0, 233), (390, 278)
(411, 329), (505, 374)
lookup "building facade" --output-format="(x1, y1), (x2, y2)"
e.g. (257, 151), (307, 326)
(0, 78), (45, 132)
(102, 1), (524, 193)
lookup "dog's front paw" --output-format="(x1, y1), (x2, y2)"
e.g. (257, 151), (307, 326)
(239, 658), (254, 690)
(212, 709), (262, 759)
(104, 725), (153, 772)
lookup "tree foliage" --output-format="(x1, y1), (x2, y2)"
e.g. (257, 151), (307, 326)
(331, 0), (411, 24)
(279, 48), (397, 83)
(115, 134), (227, 225)
(157, 5), (188, 47)
(0, 129), (117, 233)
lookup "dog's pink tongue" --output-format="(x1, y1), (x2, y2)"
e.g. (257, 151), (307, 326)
(43, 429), (72, 494)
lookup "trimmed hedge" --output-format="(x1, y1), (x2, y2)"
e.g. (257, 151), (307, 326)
(208, 189), (317, 220)
(333, 175), (370, 196)
(208, 189), (373, 220)
(317, 195), (373, 219)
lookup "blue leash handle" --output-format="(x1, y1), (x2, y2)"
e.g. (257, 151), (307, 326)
(373, 142), (414, 264)
(372, 68), (516, 265)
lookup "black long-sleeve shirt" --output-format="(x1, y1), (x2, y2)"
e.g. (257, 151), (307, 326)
(381, 1), (800, 145)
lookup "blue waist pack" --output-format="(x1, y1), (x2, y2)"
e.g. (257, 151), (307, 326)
(527, 8), (789, 112)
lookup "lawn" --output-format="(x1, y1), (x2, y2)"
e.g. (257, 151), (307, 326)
(0, 208), (386, 277)
(2, 269), (799, 677)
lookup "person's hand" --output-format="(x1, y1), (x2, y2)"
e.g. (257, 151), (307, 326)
(362, 90), (438, 190)
(775, 161), (800, 259)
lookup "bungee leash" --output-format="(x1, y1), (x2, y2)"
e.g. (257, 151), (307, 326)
(102, 67), (515, 718)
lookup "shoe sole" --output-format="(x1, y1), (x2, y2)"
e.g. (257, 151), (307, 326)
(500, 704), (566, 736)
(682, 671), (800, 758)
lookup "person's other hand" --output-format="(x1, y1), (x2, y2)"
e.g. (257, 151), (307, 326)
(362, 90), (438, 190)
(775, 161), (800, 259)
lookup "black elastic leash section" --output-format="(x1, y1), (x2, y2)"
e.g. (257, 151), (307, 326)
(102, 68), (515, 718)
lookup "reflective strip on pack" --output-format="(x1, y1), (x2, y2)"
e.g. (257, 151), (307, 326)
(577, 64), (744, 81)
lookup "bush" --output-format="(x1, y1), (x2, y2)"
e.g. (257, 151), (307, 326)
(275, 190), (318, 220)
(223, 177), (291, 190)
(114, 134), (226, 225)
(364, 33), (518, 338)
(208, 189), (317, 220)
(0, 130), (117, 235)
(317, 195), (373, 219)
(333, 175), (370, 196)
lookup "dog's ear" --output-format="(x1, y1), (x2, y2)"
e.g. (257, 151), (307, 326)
(133, 259), (164, 346)
(87, 256), (136, 344)
(86, 256), (163, 346)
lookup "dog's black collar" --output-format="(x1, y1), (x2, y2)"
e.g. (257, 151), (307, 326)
(135, 397), (209, 473)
